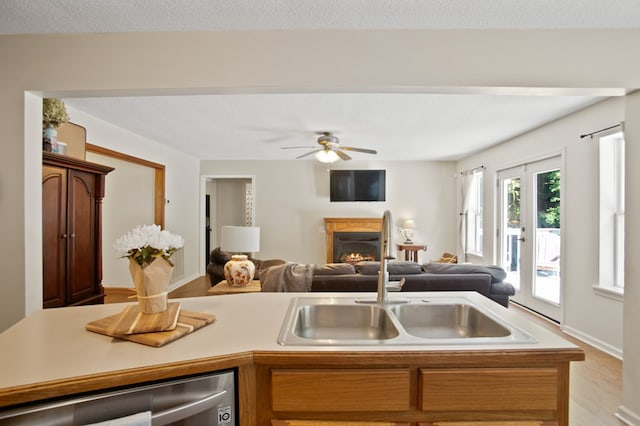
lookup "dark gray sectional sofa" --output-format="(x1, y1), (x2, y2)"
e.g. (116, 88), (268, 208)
(207, 246), (515, 307)
(310, 261), (515, 307)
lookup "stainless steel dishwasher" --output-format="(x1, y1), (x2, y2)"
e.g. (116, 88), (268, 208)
(0, 369), (236, 425)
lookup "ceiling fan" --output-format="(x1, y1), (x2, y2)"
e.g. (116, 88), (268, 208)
(281, 132), (377, 163)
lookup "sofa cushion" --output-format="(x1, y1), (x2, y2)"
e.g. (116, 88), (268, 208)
(210, 247), (232, 264)
(311, 274), (379, 292)
(314, 263), (357, 276)
(354, 261), (423, 275)
(422, 262), (507, 283)
(400, 273), (492, 296)
(488, 281), (516, 296)
(354, 261), (380, 275)
(389, 261), (423, 275)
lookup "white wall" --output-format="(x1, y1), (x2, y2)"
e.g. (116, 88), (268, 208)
(200, 160), (457, 264)
(67, 107), (202, 288)
(85, 152), (156, 287)
(458, 97), (625, 356)
(620, 91), (640, 425)
(216, 179), (250, 224)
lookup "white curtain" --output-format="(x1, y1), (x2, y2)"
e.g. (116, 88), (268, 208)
(458, 169), (476, 262)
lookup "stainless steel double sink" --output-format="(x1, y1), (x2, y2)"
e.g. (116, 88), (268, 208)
(277, 296), (536, 346)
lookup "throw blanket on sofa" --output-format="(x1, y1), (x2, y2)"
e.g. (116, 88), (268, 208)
(260, 263), (314, 292)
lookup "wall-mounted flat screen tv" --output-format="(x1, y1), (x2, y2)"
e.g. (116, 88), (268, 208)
(330, 170), (386, 202)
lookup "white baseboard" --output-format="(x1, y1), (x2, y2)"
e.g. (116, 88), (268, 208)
(168, 273), (202, 292)
(561, 324), (623, 360)
(616, 405), (640, 426)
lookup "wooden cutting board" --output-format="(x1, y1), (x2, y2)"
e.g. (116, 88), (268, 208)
(86, 310), (216, 347)
(107, 302), (181, 335)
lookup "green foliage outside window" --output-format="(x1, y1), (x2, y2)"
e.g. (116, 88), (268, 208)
(537, 170), (560, 228)
(506, 170), (560, 229)
(507, 178), (520, 227)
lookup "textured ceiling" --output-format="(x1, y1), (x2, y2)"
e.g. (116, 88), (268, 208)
(1, 0), (639, 34)
(3, 1), (637, 160)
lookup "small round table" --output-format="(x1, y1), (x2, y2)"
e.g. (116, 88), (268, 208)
(396, 244), (427, 263)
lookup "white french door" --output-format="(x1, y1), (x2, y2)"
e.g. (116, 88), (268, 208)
(497, 156), (562, 321)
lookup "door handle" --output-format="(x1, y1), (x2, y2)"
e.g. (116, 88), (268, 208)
(61, 234), (67, 239)
(517, 237), (525, 242)
(70, 234), (76, 239)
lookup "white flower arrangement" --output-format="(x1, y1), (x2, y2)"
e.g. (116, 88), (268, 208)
(115, 224), (184, 267)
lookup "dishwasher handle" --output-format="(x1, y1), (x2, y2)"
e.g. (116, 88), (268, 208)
(151, 389), (227, 426)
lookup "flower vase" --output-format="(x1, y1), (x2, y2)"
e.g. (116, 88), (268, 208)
(129, 257), (174, 313)
(43, 125), (58, 153)
(223, 254), (255, 287)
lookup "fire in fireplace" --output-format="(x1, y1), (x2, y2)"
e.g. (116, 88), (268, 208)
(333, 232), (381, 264)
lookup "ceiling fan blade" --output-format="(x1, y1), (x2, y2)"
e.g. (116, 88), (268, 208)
(341, 146), (377, 155)
(296, 149), (322, 159)
(336, 150), (352, 161)
(281, 145), (316, 150)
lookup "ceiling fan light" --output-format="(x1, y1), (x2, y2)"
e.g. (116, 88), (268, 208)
(315, 149), (339, 163)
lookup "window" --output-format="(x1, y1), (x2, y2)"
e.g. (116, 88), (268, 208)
(466, 169), (484, 256)
(598, 131), (625, 297)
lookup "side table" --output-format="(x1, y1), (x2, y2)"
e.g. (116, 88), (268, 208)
(207, 280), (261, 295)
(396, 244), (427, 263)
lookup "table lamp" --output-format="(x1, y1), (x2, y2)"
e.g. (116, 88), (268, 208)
(401, 219), (416, 244)
(221, 226), (260, 287)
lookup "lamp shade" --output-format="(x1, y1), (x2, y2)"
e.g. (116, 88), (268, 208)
(400, 219), (416, 244)
(402, 219), (416, 229)
(221, 226), (260, 253)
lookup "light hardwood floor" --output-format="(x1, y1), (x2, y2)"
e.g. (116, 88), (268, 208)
(508, 304), (624, 426)
(105, 277), (624, 425)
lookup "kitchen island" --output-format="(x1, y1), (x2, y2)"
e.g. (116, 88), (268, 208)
(0, 292), (584, 425)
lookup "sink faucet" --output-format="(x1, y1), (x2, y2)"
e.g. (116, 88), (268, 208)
(357, 210), (408, 305)
(377, 210), (393, 304)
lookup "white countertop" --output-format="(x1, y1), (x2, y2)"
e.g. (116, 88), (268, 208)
(0, 291), (580, 393)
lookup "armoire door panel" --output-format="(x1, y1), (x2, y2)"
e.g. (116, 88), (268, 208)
(67, 170), (98, 304)
(42, 166), (68, 308)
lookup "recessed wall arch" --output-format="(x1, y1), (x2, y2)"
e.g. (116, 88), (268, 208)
(86, 143), (165, 228)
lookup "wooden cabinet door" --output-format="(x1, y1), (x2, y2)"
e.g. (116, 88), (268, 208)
(419, 368), (558, 412)
(42, 166), (67, 308)
(271, 369), (411, 412)
(66, 170), (99, 305)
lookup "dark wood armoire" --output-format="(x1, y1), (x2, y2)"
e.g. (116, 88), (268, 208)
(42, 152), (114, 308)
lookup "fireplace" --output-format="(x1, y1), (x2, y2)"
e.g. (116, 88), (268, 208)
(324, 217), (383, 263)
(333, 232), (381, 264)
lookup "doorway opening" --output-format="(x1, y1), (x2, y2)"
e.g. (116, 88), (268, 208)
(201, 175), (256, 274)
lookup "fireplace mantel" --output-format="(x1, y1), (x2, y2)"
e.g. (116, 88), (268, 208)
(324, 217), (382, 263)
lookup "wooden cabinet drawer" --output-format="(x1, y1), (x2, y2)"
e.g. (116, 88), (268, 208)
(272, 421), (409, 426)
(419, 368), (558, 412)
(272, 369), (410, 412)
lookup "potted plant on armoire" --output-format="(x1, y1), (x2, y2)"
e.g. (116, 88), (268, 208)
(42, 98), (69, 153)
